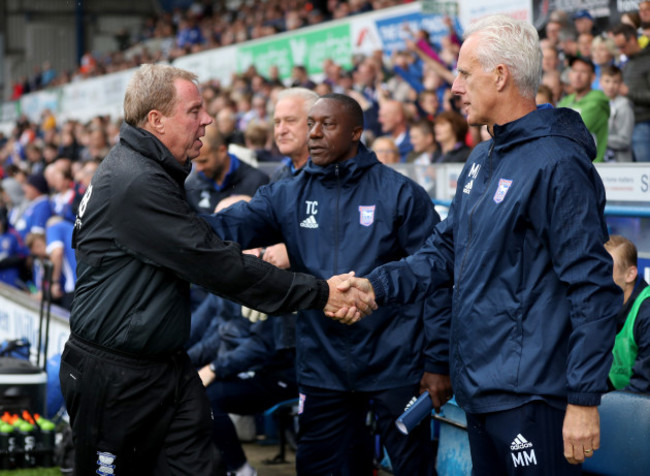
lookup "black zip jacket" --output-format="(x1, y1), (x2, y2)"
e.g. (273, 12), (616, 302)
(69, 123), (327, 356)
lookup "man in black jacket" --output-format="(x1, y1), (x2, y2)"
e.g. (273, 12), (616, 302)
(59, 64), (374, 476)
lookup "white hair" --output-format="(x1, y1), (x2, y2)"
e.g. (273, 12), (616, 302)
(464, 15), (543, 99)
(275, 88), (319, 115)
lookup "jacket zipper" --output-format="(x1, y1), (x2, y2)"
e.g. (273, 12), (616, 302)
(334, 164), (340, 273)
(335, 164), (354, 389)
(455, 140), (494, 292)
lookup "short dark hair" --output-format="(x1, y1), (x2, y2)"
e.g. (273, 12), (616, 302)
(611, 23), (637, 41)
(569, 55), (595, 72)
(320, 93), (364, 130)
(601, 64), (623, 79)
(410, 118), (434, 137)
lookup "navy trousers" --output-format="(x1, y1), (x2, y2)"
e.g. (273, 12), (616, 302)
(296, 384), (436, 476)
(466, 401), (582, 476)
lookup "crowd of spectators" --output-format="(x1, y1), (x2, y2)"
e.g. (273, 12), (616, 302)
(9, 0), (396, 99)
(539, 4), (650, 162)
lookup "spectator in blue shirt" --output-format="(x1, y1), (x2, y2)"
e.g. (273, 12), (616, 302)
(26, 216), (76, 309)
(0, 209), (25, 289)
(13, 173), (52, 243)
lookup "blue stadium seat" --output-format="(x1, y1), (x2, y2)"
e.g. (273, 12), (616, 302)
(434, 393), (650, 476)
(582, 391), (650, 476)
(260, 398), (299, 464)
(434, 399), (472, 475)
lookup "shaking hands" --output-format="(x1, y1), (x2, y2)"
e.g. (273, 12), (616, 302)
(324, 272), (377, 325)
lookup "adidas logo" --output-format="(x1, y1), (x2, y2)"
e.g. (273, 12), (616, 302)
(300, 215), (318, 229)
(510, 434), (533, 451)
(510, 433), (537, 467)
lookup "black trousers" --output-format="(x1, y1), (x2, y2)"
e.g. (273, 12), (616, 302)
(59, 335), (216, 476)
(296, 384), (436, 476)
(466, 401), (582, 476)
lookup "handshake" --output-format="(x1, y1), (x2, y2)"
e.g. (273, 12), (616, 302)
(324, 272), (377, 325)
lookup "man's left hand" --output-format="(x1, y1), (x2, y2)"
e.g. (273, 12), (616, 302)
(263, 243), (291, 269)
(562, 404), (600, 464)
(420, 372), (452, 413)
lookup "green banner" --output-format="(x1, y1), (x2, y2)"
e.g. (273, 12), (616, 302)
(238, 23), (352, 78)
(421, 0), (458, 16)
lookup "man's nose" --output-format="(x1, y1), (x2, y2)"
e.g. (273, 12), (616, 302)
(309, 123), (322, 137)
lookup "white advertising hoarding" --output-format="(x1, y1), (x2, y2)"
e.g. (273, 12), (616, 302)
(460, 0), (533, 27)
(596, 164), (650, 203)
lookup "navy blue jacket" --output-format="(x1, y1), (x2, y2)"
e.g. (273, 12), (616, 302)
(186, 294), (250, 364)
(187, 293), (296, 384)
(367, 106), (623, 413)
(204, 144), (450, 391)
(184, 154), (269, 214)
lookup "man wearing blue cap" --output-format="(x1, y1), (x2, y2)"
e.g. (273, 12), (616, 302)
(573, 9), (596, 35)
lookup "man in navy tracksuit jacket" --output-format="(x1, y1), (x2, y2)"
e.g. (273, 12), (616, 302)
(204, 94), (452, 475)
(338, 16), (623, 475)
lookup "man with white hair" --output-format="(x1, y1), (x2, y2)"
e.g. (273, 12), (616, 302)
(338, 15), (622, 475)
(271, 87), (318, 181)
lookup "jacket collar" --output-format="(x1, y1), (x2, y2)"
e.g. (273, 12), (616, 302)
(302, 142), (380, 184)
(492, 105), (597, 161)
(119, 122), (192, 185)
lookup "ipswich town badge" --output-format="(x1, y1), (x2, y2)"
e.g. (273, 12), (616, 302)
(359, 205), (376, 227)
(493, 179), (513, 204)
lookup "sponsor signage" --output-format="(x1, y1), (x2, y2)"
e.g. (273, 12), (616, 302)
(596, 164), (650, 203)
(237, 23), (352, 78)
(375, 10), (462, 53)
(460, 0), (532, 27)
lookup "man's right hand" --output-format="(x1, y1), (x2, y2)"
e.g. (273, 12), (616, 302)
(324, 272), (377, 324)
(324, 274), (377, 325)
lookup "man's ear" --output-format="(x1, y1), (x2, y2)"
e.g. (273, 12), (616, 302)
(351, 126), (363, 142)
(626, 265), (638, 285)
(495, 64), (509, 92)
(147, 109), (165, 134)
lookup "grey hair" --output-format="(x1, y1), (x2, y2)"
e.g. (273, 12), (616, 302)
(464, 15), (542, 99)
(124, 63), (198, 128)
(275, 87), (319, 116)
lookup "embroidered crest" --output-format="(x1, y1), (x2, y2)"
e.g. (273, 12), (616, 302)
(96, 451), (117, 475)
(359, 206), (376, 227)
(493, 179), (513, 204)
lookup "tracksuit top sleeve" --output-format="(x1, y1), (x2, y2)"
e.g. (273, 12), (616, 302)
(111, 168), (328, 315)
(532, 158), (621, 405)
